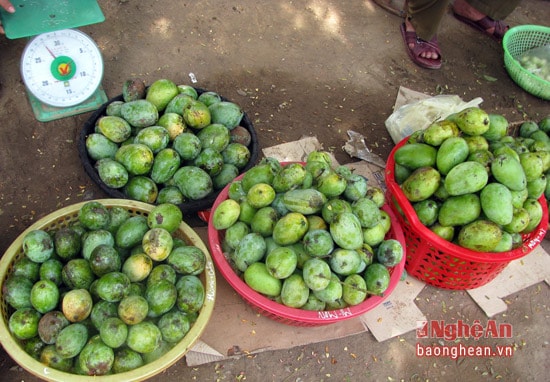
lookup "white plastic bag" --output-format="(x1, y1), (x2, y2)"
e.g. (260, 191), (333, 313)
(385, 94), (483, 144)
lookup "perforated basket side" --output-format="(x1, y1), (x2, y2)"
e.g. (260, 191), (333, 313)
(385, 137), (548, 290)
(503, 25), (550, 100)
(387, 193), (509, 289)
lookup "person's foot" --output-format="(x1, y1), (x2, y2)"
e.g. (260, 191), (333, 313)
(452, 0), (509, 41)
(400, 21), (442, 69)
(404, 18), (439, 61)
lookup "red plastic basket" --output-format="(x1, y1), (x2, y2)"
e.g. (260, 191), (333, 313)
(208, 163), (406, 326)
(385, 138), (548, 290)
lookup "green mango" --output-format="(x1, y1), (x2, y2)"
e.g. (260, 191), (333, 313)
(283, 188), (327, 215)
(123, 176), (158, 203)
(243, 262), (282, 297)
(503, 207), (531, 234)
(303, 229), (334, 258)
(522, 198), (544, 234)
(208, 101), (244, 130)
(444, 161), (488, 196)
(321, 198), (352, 224)
(438, 194), (481, 227)
(452, 107), (490, 136)
(436, 136), (469, 175)
(422, 120), (459, 146)
(363, 263), (390, 295)
(351, 197), (381, 228)
(86, 133), (119, 161)
(115, 215), (149, 249)
(526, 175), (547, 199)
(329, 212), (363, 250)
(146, 78), (179, 112)
(115, 143), (154, 176)
(97, 116), (132, 143)
(196, 123), (230, 152)
(213, 164), (240, 190)
(95, 158), (129, 189)
(272, 163), (307, 193)
(393, 143), (437, 170)
(402, 166), (441, 202)
(430, 223), (455, 241)
(302, 258), (331, 291)
(491, 154), (527, 191)
(265, 247), (298, 279)
(413, 199), (439, 226)
(173, 165), (213, 200)
(232, 233), (266, 272)
(241, 163), (275, 192)
(134, 125), (170, 154)
(482, 114), (509, 141)
(519, 152), (544, 181)
(342, 274), (368, 306)
(250, 206), (279, 237)
(316, 170), (347, 198)
(150, 148), (181, 184)
(120, 99), (159, 128)
(457, 220), (502, 252)
(212, 199), (241, 230)
(280, 274), (309, 308)
(272, 212), (309, 245)
(480, 183), (514, 225)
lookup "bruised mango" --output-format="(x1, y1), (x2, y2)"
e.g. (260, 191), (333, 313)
(457, 220), (502, 252)
(491, 153), (527, 191)
(330, 212), (363, 250)
(452, 107), (490, 136)
(120, 99), (159, 128)
(97, 116), (132, 143)
(422, 120), (459, 146)
(401, 166), (441, 202)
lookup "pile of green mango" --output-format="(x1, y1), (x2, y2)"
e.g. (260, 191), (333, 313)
(4, 201), (208, 376)
(85, 78), (254, 205)
(393, 107), (550, 252)
(211, 152), (404, 311)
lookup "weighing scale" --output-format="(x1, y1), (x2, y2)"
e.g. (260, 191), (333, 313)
(0, 0), (107, 122)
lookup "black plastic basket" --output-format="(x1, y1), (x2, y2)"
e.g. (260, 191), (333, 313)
(78, 87), (259, 221)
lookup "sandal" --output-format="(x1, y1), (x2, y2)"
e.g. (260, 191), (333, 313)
(452, 12), (509, 42)
(400, 23), (442, 70)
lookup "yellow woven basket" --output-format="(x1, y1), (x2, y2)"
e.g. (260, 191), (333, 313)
(0, 199), (216, 382)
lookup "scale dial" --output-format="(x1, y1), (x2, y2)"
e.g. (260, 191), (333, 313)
(20, 29), (104, 108)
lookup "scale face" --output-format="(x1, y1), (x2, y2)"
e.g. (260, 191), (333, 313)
(21, 28), (104, 108)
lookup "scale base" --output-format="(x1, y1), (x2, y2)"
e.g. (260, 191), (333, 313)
(26, 86), (108, 122)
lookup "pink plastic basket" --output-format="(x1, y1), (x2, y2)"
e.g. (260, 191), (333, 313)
(207, 163), (406, 326)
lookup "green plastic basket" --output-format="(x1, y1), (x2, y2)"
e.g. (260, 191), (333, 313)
(503, 24), (550, 100)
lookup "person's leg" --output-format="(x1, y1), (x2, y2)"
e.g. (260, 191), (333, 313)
(452, 0), (521, 41)
(401, 0), (450, 68)
(406, 0), (450, 41)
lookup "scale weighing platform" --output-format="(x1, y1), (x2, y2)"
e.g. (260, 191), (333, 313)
(0, 0), (107, 122)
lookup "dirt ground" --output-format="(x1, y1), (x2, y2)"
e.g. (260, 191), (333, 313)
(0, 0), (549, 381)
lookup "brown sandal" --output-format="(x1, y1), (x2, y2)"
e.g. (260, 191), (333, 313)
(400, 23), (442, 70)
(453, 12), (509, 42)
